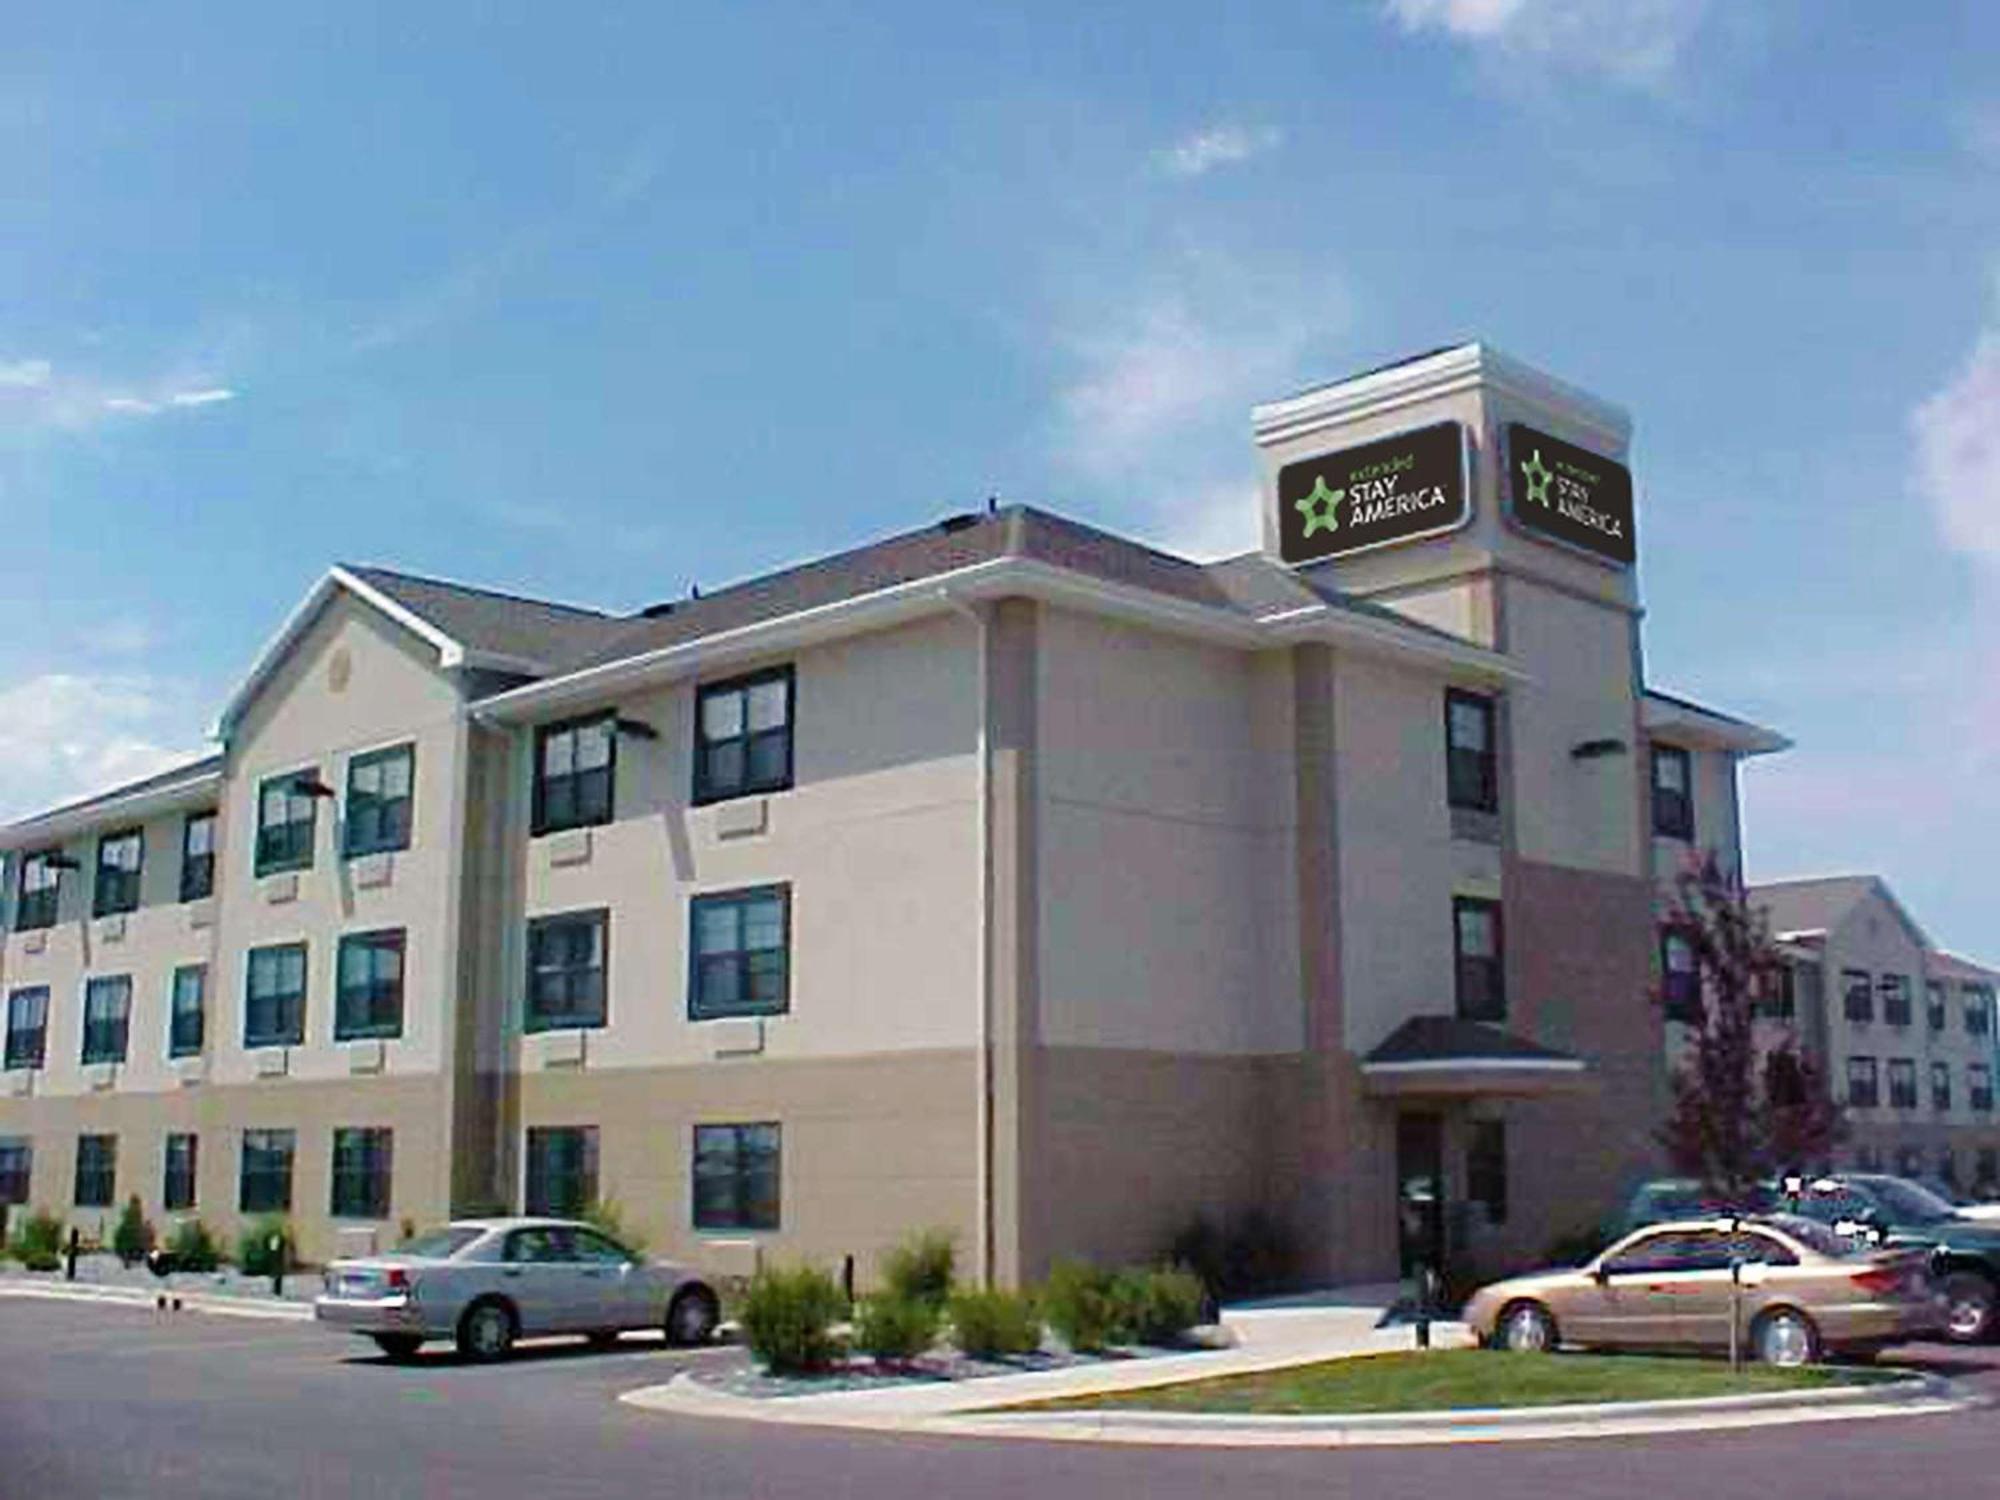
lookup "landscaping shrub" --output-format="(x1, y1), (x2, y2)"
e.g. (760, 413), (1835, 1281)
(11, 1209), (64, 1272)
(880, 1227), (955, 1310)
(167, 1218), (223, 1273)
(948, 1287), (1042, 1359)
(853, 1293), (939, 1364)
(1040, 1259), (1122, 1353)
(112, 1196), (155, 1266)
(739, 1264), (848, 1374)
(581, 1198), (645, 1254)
(1165, 1209), (1296, 1303)
(1112, 1265), (1207, 1346)
(237, 1215), (294, 1277)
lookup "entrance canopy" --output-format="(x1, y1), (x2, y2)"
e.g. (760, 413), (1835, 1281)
(1361, 1016), (1588, 1099)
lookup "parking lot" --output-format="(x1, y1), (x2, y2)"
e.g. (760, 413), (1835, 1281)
(5, 1294), (1999, 1500)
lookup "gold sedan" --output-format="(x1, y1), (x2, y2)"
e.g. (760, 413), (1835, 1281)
(1463, 1214), (1942, 1366)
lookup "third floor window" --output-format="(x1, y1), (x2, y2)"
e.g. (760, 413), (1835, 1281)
(345, 744), (415, 857)
(1967, 985), (1995, 1037)
(695, 667), (795, 805)
(1444, 690), (1497, 814)
(1880, 974), (1912, 1028)
(533, 715), (615, 835)
(1650, 744), (1694, 840)
(180, 811), (216, 902)
(1842, 969), (1873, 1024)
(1928, 979), (1948, 1032)
(15, 850), (62, 931)
(93, 829), (143, 917)
(256, 772), (319, 876)
(1453, 898), (1505, 1023)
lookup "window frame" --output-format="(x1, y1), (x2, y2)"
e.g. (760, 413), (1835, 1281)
(343, 743), (416, 858)
(1842, 969), (1874, 1024)
(1649, 743), (1695, 841)
(238, 1128), (296, 1213)
(1887, 1057), (1918, 1110)
(524, 909), (609, 1033)
(330, 1127), (394, 1219)
(80, 974), (132, 1066)
(1847, 1056), (1880, 1109)
(244, 942), (308, 1049)
(691, 1122), (782, 1232)
(163, 1132), (197, 1212)
(0, 1136), (30, 1205)
(1880, 974), (1912, 1028)
(523, 1125), (598, 1218)
(1661, 926), (1703, 1025)
(1927, 979), (1948, 1033)
(693, 665), (796, 807)
(1971, 1063), (1994, 1114)
(15, 849), (63, 931)
(1966, 985), (1994, 1038)
(334, 929), (407, 1042)
(1451, 897), (1505, 1023)
(1933, 1060), (1953, 1112)
(168, 964), (206, 1059)
(74, 1133), (116, 1208)
(255, 770), (319, 877)
(687, 884), (793, 1021)
(4, 987), (48, 1071)
(92, 827), (144, 918)
(179, 810), (217, 903)
(1443, 689), (1498, 815)
(531, 712), (617, 837)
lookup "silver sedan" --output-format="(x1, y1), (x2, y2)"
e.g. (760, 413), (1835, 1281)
(314, 1218), (722, 1361)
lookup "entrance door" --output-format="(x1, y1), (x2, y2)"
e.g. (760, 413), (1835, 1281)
(1396, 1112), (1447, 1282)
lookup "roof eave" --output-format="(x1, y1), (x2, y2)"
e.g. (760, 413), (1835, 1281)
(0, 765), (223, 852)
(1642, 694), (1791, 756)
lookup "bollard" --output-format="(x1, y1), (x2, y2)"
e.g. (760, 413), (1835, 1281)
(1414, 1263), (1435, 1350)
(64, 1227), (80, 1282)
(841, 1254), (855, 1306)
(269, 1232), (285, 1299)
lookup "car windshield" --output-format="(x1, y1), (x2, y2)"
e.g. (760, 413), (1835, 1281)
(1869, 1177), (1961, 1226)
(397, 1227), (483, 1259)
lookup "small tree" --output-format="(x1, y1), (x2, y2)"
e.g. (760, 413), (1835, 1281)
(1657, 852), (1843, 1200)
(112, 1195), (154, 1266)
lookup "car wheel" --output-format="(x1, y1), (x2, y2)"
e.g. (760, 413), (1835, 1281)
(457, 1299), (517, 1362)
(1941, 1272), (1997, 1343)
(371, 1333), (422, 1361)
(666, 1286), (720, 1347)
(1497, 1300), (1558, 1353)
(1752, 1307), (1820, 1368)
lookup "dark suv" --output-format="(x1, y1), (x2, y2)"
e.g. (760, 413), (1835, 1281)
(1779, 1174), (2000, 1342)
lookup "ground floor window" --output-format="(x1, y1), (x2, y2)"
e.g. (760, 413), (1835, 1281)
(164, 1133), (197, 1211)
(330, 1128), (393, 1218)
(693, 1122), (780, 1231)
(1466, 1119), (1507, 1226)
(239, 1129), (296, 1213)
(75, 1134), (116, 1208)
(0, 1137), (29, 1204)
(524, 1126), (598, 1217)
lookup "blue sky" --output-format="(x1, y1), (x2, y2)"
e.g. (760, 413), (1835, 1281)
(2, 1), (1996, 951)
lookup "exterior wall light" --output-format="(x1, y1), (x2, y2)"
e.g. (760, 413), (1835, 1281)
(1570, 738), (1629, 760)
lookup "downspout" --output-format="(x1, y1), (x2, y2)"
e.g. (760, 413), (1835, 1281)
(939, 589), (994, 1287)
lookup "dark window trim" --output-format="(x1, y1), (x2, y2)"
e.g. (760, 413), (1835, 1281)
(329, 1126), (394, 1219)
(691, 1121), (782, 1232)
(14, 848), (63, 932)
(1932, 1061), (1953, 1112)
(1847, 1056), (1880, 1109)
(524, 909), (609, 1033)
(80, 975), (132, 1066)
(163, 1132), (197, 1212)
(179, 810), (217, 903)
(334, 928), (407, 1042)
(1842, 968), (1874, 1024)
(688, 883), (793, 1021)
(0, 1137), (31, 1206)
(244, 942), (309, 1049)
(4, 986), (49, 1071)
(531, 712), (618, 837)
(1650, 743), (1695, 841)
(1887, 1058), (1918, 1109)
(168, 964), (206, 1059)
(92, 827), (145, 918)
(523, 1125), (598, 1217)
(1880, 974), (1913, 1028)
(343, 743), (416, 858)
(1452, 896), (1505, 1023)
(1660, 925), (1703, 1025)
(74, 1133), (116, 1208)
(255, 769), (319, 877)
(1443, 689), (1498, 814)
(692, 664), (797, 807)
(238, 1128), (296, 1213)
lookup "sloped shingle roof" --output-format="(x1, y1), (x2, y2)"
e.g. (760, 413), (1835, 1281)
(342, 566), (627, 673)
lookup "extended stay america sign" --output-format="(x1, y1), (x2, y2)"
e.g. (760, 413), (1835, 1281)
(1277, 421), (1470, 565)
(1503, 423), (1636, 567)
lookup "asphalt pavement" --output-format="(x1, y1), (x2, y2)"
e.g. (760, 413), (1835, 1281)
(2, 1296), (1995, 1500)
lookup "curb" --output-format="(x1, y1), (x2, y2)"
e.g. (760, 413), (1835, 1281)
(0, 1279), (316, 1323)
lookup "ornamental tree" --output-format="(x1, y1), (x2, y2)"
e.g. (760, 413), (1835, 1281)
(1656, 851), (1843, 1202)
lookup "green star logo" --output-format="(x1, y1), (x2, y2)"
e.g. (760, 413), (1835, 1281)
(1294, 474), (1344, 538)
(1521, 449), (1553, 507)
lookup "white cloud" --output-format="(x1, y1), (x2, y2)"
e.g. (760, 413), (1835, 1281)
(1383, 0), (1714, 83)
(1157, 124), (1283, 179)
(167, 387), (235, 408)
(1913, 327), (2000, 564)
(0, 358), (52, 389)
(0, 673), (209, 822)
(0, 357), (239, 432)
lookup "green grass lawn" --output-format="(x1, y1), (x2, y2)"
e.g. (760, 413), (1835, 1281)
(1015, 1350), (1894, 1416)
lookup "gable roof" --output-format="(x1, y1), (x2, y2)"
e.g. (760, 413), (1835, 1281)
(1929, 950), (2000, 984)
(1750, 875), (1931, 950)
(1642, 687), (1790, 755)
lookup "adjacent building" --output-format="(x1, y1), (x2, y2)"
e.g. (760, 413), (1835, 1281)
(0, 345), (1800, 1287)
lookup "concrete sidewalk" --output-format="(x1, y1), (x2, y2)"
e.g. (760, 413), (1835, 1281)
(0, 1272), (315, 1322)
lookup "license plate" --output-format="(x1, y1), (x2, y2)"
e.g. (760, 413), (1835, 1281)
(339, 1273), (377, 1297)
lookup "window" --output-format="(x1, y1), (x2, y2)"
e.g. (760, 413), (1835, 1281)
(692, 1122), (780, 1231)
(1880, 974), (1912, 1028)
(1467, 1119), (1507, 1226)
(15, 850), (62, 931)
(344, 744), (415, 857)
(532, 714), (615, 835)
(1756, 962), (1797, 1021)
(525, 911), (607, 1032)
(245, 943), (307, 1048)
(1847, 1056), (1879, 1108)
(169, 965), (205, 1058)
(163, 1133), (197, 1211)
(256, 771), (319, 875)
(335, 930), (405, 1041)
(75, 1134), (116, 1207)
(1966, 984), (1994, 1037)
(1842, 969), (1873, 1023)
(239, 1129), (295, 1212)
(0, 1137), (29, 1204)
(1971, 1064), (1994, 1114)
(80, 976), (132, 1065)
(4, 988), (48, 1070)
(180, 811), (216, 902)
(695, 667), (795, 805)
(93, 829), (143, 917)
(1453, 898), (1504, 1022)
(1928, 980), (1948, 1032)
(1444, 690), (1497, 814)
(523, 1126), (597, 1217)
(1661, 928), (1701, 1024)
(330, 1128), (393, 1218)
(1650, 744), (1694, 840)
(1887, 1058), (1917, 1109)
(1933, 1061), (1953, 1112)
(689, 886), (791, 1020)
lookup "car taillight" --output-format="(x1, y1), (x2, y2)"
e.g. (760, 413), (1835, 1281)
(385, 1268), (410, 1291)
(1851, 1266), (1902, 1295)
